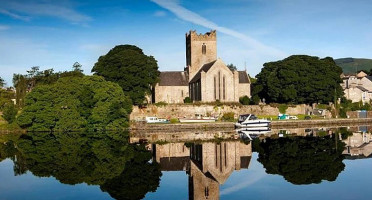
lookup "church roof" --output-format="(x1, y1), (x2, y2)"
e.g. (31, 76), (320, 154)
(159, 71), (188, 86)
(238, 71), (250, 83)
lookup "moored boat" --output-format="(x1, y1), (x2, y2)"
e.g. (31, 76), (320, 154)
(179, 114), (217, 123)
(146, 116), (170, 124)
(235, 114), (271, 128)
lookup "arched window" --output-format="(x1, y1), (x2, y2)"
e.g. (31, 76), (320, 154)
(218, 71), (221, 100)
(214, 76), (217, 100)
(202, 43), (206, 55)
(223, 75), (226, 100)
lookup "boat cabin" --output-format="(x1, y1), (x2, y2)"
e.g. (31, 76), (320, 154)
(238, 114), (257, 123)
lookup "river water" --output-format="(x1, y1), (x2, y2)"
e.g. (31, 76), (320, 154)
(0, 126), (371, 200)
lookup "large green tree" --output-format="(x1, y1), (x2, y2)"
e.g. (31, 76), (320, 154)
(254, 55), (343, 104)
(17, 75), (132, 131)
(92, 45), (160, 105)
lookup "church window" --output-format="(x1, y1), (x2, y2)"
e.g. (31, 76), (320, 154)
(181, 90), (184, 97)
(202, 43), (206, 55)
(214, 76), (217, 100)
(223, 75), (226, 100)
(218, 71), (221, 100)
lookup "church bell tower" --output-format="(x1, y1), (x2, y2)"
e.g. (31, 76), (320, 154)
(185, 30), (217, 80)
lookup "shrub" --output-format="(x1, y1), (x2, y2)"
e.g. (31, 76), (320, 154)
(170, 118), (178, 123)
(154, 101), (167, 107)
(221, 112), (235, 121)
(239, 96), (250, 105)
(2, 103), (18, 123)
(250, 95), (260, 105)
(278, 104), (288, 114)
(183, 97), (192, 103)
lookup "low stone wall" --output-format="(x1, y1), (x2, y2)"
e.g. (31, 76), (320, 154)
(130, 104), (308, 120)
(346, 111), (372, 118)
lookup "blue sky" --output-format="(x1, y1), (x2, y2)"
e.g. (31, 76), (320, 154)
(1, 0), (371, 86)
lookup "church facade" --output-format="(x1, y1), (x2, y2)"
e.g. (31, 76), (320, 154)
(153, 30), (251, 103)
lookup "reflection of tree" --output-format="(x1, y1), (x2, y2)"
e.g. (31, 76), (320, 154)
(256, 135), (345, 185)
(101, 145), (162, 200)
(0, 132), (161, 199)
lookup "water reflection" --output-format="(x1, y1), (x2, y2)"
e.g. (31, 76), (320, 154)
(1, 126), (372, 200)
(0, 131), (162, 200)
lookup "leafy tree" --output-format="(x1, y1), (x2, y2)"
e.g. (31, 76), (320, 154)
(17, 75), (132, 131)
(92, 45), (160, 105)
(73, 62), (83, 72)
(227, 63), (237, 71)
(2, 103), (18, 123)
(254, 55), (343, 104)
(256, 136), (345, 184)
(0, 77), (5, 88)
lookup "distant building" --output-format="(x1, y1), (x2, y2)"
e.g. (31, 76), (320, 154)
(341, 72), (372, 103)
(153, 30), (251, 103)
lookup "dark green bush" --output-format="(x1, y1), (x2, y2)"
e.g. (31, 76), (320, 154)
(183, 97), (192, 103)
(2, 103), (18, 123)
(239, 96), (250, 105)
(221, 112), (235, 121)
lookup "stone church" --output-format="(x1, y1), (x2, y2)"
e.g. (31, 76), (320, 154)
(153, 30), (251, 103)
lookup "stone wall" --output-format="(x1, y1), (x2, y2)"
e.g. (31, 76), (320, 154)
(130, 104), (308, 120)
(154, 85), (189, 104)
(346, 111), (372, 118)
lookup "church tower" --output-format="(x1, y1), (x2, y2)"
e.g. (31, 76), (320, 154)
(185, 30), (217, 80)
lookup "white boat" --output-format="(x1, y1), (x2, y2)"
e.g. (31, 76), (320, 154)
(146, 116), (169, 124)
(179, 114), (217, 123)
(238, 130), (271, 140)
(235, 114), (271, 128)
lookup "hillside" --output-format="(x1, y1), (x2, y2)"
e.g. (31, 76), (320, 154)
(335, 58), (372, 74)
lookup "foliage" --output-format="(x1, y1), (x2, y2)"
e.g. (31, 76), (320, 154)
(250, 95), (260, 105)
(13, 65), (84, 108)
(17, 76), (132, 131)
(154, 101), (167, 107)
(0, 77), (5, 87)
(335, 57), (372, 74)
(239, 95), (250, 105)
(227, 63), (237, 71)
(278, 104), (288, 114)
(183, 97), (192, 103)
(221, 112), (235, 121)
(339, 98), (371, 118)
(256, 136), (345, 185)
(254, 55), (343, 104)
(335, 127), (353, 140)
(92, 45), (160, 105)
(0, 89), (14, 111)
(72, 62), (83, 72)
(2, 103), (18, 123)
(170, 118), (179, 123)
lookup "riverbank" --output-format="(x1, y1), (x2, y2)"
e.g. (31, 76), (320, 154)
(130, 118), (372, 131)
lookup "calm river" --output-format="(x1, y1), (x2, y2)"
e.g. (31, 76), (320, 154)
(0, 126), (371, 200)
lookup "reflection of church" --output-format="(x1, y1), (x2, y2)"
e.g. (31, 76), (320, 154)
(152, 141), (252, 200)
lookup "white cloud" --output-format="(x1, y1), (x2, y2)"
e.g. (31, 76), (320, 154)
(154, 10), (167, 17)
(0, 9), (31, 21)
(150, 0), (286, 58)
(0, 1), (91, 24)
